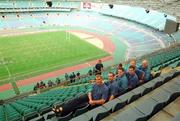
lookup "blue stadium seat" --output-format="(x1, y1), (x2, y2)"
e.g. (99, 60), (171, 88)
(70, 114), (91, 121)
(135, 98), (163, 120)
(57, 112), (73, 121)
(29, 116), (45, 121)
(151, 77), (164, 89)
(161, 83), (180, 103)
(151, 89), (172, 106)
(74, 103), (89, 117)
(84, 106), (110, 121)
(112, 107), (146, 121)
(117, 91), (136, 104)
(103, 98), (126, 112)
(131, 86), (147, 96)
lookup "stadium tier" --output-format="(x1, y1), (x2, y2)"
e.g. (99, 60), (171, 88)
(0, 0), (180, 121)
(0, 44), (179, 121)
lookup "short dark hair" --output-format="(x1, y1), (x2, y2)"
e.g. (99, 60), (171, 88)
(108, 72), (115, 76)
(96, 74), (102, 79)
(129, 65), (135, 70)
(118, 67), (125, 72)
(118, 63), (123, 67)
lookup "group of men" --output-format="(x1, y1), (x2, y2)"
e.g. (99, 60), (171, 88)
(89, 59), (151, 106)
(54, 59), (151, 116)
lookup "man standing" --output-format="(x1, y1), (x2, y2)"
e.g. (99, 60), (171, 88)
(65, 73), (69, 81)
(95, 60), (104, 75)
(88, 74), (109, 106)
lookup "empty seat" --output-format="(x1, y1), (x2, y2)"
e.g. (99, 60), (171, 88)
(29, 116), (45, 121)
(112, 107), (146, 121)
(57, 112), (73, 121)
(151, 77), (163, 89)
(74, 103), (89, 117)
(70, 114), (91, 121)
(39, 105), (51, 115)
(161, 83), (180, 103)
(24, 112), (39, 121)
(135, 98), (163, 120)
(142, 81), (154, 93)
(172, 70), (180, 78)
(131, 85), (147, 96)
(151, 89), (172, 106)
(46, 111), (56, 120)
(84, 106), (110, 121)
(103, 98), (126, 112)
(117, 91), (136, 104)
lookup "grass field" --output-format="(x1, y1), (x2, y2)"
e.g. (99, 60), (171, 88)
(0, 31), (109, 84)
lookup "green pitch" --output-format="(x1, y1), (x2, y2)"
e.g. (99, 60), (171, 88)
(0, 31), (109, 83)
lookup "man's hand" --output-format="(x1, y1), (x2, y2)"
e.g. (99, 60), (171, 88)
(89, 100), (95, 106)
(139, 80), (144, 84)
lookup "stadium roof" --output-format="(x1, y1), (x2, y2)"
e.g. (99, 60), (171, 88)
(73, 0), (180, 22)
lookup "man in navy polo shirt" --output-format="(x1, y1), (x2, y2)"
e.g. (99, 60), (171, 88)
(126, 66), (139, 89)
(138, 60), (151, 82)
(115, 68), (128, 94)
(130, 59), (144, 84)
(88, 74), (109, 106)
(105, 72), (119, 101)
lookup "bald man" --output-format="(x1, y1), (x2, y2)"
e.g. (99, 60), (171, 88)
(138, 60), (151, 82)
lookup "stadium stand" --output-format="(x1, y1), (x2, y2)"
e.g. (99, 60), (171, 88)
(100, 4), (176, 31)
(0, 1), (180, 121)
(0, 43), (179, 121)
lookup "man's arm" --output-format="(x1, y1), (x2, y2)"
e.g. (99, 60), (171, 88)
(91, 99), (106, 105)
(88, 92), (106, 105)
(88, 92), (92, 101)
(140, 70), (145, 83)
(109, 95), (115, 101)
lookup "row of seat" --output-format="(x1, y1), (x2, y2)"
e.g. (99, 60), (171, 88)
(0, 83), (92, 121)
(148, 94), (180, 121)
(107, 77), (180, 121)
(69, 69), (179, 121)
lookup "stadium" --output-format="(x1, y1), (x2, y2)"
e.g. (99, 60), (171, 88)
(0, 0), (180, 121)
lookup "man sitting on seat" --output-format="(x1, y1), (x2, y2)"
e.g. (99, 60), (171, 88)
(88, 74), (109, 107)
(116, 68), (128, 94)
(130, 59), (145, 84)
(126, 66), (139, 89)
(138, 59), (151, 82)
(105, 72), (119, 101)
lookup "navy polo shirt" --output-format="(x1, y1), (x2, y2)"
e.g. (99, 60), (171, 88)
(135, 68), (144, 80)
(91, 83), (109, 101)
(126, 73), (139, 88)
(138, 66), (151, 82)
(115, 74), (128, 91)
(105, 80), (119, 97)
